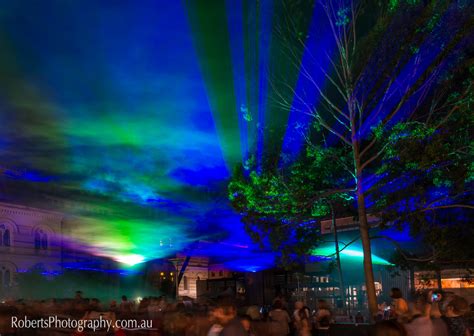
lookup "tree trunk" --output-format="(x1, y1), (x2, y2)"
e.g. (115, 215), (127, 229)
(436, 269), (443, 291)
(409, 266), (416, 298)
(330, 202), (346, 310)
(352, 139), (378, 319)
(356, 185), (378, 319)
(351, 129), (378, 319)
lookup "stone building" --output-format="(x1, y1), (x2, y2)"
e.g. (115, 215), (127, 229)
(0, 202), (64, 294)
(171, 255), (209, 299)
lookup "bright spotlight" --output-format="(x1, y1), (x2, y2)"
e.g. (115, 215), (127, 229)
(115, 254), (145, 266)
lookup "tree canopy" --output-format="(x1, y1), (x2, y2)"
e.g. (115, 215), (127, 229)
(371, 60), (474, 269)
(229, 144), (355, 265)
(229, 0), (473, 315)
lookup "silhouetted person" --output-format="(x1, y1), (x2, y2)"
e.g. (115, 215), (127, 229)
(404, 295), (432, 336)
(390, 288), (408, 320)
(269, 300), (291, 336)
(213, 301), (246, 336)
(442, 296), (470, 336)
(74, 290), (83, 302)
(89, 298), (101, 312)
(315, 300), (332, 330)
(296, 308), (311, 336)
(372, 320), (407, 336)
(119, 295), (132, 315)
(109, 300), (118, 313)
(240, 315), (255, 336)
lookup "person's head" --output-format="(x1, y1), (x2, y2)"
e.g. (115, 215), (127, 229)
(298, 308), (308, 321)
(390, 288), (403, 299)
(372, 320), (407, 336)
(208, 306), (219, 322)
(240, 315), (252, 332)
(317, 299), (330, 310)
(294, 301), (304, 310)
(412, 293), (430, 317)
(445, 296), (469, 317)
(214, 301), (237, 324)
(272, 299), (283, 310)
(319, 316), (330, 327)
(121, 295), (127, 302)
(246, 305), (261, 320)
(75, 291), (83, 299)
(302, 306), (310, 317)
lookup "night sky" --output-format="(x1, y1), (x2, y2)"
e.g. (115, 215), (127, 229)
(0, 0), (309, 269)
(1, 0), (467, 270)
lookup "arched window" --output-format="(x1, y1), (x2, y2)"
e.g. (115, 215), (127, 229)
(3, 229), (10, 246)
(41, 234), (48, 250)
(0, 266), (12, 288)
(0, 225), (11, 247)
(34, 229), (48, 251)
(183, 276), (188, 291)
(4, 270), (10, 287)
(35, 231), (41, 250)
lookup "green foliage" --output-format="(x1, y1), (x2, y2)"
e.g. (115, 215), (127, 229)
(380, 122), (436, 160)
(228, 145), (355, 266)
(389, 0), (400, 12)
(371, 63), (474, 268)
(241, 104), (252, 122)
(232, 0), (473, 272)
(336, 7), (351, 26)
(389, 0), (422, 12)
(311, 203), (330, 217)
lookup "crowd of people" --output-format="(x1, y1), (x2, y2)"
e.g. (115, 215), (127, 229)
(0, 292), (336, 336)
(373, 288), (473, 336)
(0, 288), (473, 336)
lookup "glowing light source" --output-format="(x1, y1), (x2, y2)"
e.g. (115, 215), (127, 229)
(115, 254), (145, 266)
(311, 246), (393, 266)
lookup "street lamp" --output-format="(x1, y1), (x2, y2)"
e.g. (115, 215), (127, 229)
(169, 258), (180, 300)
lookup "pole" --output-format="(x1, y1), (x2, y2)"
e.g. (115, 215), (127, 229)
(169, 259), (180, 300)
(329, 201), (346, 311)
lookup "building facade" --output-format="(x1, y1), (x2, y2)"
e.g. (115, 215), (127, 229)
(415, 269), (474, 303)
(170, 255), (209, 299)
(0, 202), (64, 295)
